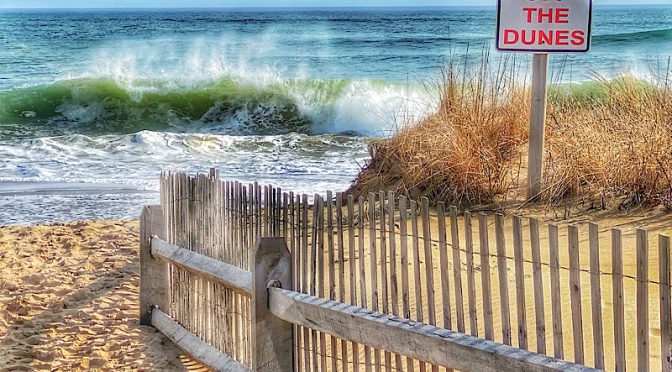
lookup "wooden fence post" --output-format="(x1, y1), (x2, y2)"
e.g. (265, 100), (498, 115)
(140, 205), (169, 326)
(252, 237), (294, 372)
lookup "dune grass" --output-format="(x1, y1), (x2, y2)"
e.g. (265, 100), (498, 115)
(544, 72), (672, 209)
(349, 55), (672, 210)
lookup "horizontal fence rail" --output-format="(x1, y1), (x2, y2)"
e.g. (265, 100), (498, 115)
(268, 288), (597, 372)
(152, 237), (253, 296)
(151, 306), (251, 372)
(143, 170), (672, 371)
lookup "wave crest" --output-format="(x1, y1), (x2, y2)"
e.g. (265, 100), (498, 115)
(594, 28), (672, 44)
(0, 76), (432, 138)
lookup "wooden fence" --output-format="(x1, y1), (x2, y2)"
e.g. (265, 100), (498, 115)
(141, 170), (672, 371)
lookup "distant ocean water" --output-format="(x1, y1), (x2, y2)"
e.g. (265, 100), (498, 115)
(1, 6), (671, 224)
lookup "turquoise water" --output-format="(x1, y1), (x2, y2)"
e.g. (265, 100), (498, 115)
(0, 6), (670, 224)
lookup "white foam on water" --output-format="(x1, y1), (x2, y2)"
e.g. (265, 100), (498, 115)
(328, 80), (435, 136)
(65, 33), (438, 136)
(0, 130), (370, 190)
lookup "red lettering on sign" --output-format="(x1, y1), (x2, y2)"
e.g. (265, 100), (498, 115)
(571, 30), (586, 45)
(502, 29), (587, 47)
(555, 8), (570, 23)
(538, 30), (553, 45)
(555, 30), (570, 45)
(522, 30), (536, 45)
(504, 29), (519, 44)
(537, 8), (553, 23)
(521, 7), (573, 24)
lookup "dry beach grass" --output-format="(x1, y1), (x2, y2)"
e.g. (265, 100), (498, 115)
(350, 56), (672, 211)
(545, 72), (672, 208)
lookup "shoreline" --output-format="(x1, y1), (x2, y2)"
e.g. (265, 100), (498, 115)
(0, 181), (159, 226)
(0, 181), (157, 197)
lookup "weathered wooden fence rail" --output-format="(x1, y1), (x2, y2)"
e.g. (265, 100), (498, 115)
(140, 170), (672, 371)
(268, 287), (591, 372)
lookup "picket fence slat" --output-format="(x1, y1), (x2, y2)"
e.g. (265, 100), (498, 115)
(346, 195), (360, 371)
(588, 222), (605, 369)
(529, 218), (546, 355)
(411, 199), (427, 372)
(659, 234), (672, 372)
(637, 228), (649, 372)
(327, 191), (338, 372)
(379, 191), (393, 369)
(422, 197), (439, 372)
(399, 196), (413, 372)
(568, 225), (585, 365)
(464, 211), (478, 338)
(449, 206), (466, 335)
(437, 203), (452, 330)
(387, 192), (404, 370)
(368, 192), (382, 370)
(549, 224), (564, 360)
(337, 192), (348, 372)
(360, 196), (373, 372)
(301, 194), (311, 372)
(513, 215), (528, 350)
(310, 193), (319, 371)
(495, 214), (512, 346)
(612, 228), (626, 372)
(317, 195), (328, 372)
(478, 213), (494, 342)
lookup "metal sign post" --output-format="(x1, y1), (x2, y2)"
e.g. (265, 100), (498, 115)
(496, 0), (592, 200)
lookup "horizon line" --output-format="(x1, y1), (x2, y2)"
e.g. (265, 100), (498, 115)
(1, 3), (670, 10)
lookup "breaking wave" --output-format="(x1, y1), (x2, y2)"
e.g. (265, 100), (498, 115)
(0, 76), (432, 139)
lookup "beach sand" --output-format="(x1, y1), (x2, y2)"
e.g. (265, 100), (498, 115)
(1, 207), (670, 371)
(0, 220), (206, 371)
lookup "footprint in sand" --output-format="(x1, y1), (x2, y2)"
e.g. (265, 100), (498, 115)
(21, 273), (46, 285)
(6, 298), (29, 316)
(24, 335), (43, 346)
(4, 281), (19, 292)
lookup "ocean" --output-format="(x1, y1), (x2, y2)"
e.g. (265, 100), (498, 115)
(1, 6), (671, 224)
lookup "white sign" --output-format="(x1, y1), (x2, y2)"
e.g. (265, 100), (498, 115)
(497, 0), (592, 53)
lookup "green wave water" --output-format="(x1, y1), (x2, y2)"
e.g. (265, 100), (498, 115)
(0, 78), (309, 136)
(0, 76), (425, 140)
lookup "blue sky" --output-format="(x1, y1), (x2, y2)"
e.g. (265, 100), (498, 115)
(0, 0), (668, 8)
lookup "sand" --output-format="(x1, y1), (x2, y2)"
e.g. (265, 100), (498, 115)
(1, 206), (670, 371)
(0, 220), (206, 371)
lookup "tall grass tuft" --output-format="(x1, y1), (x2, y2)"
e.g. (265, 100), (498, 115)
(544, 66), (672, 210)
(348, 51), (530, 206)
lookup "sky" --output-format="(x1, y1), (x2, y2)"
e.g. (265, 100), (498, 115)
(0, 0), (669, 8)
